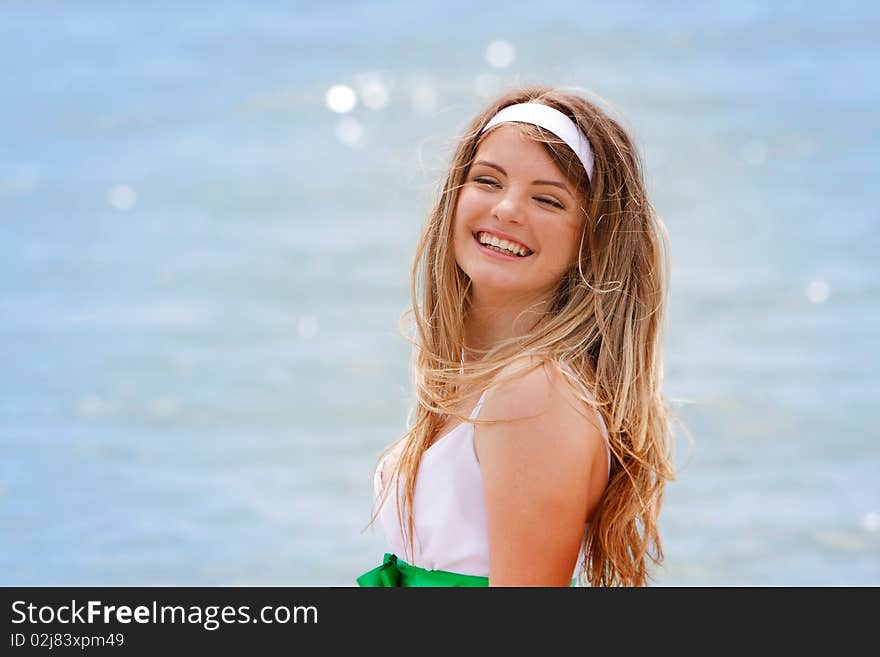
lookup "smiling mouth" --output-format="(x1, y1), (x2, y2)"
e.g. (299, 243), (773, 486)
(473, 232), (534, 259)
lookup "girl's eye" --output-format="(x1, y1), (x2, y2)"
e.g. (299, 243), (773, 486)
(473, 177), (563, 209)
(536, 196), (564, 209)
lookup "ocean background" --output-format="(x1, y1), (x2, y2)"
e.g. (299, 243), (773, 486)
(1, 0), (877, 586)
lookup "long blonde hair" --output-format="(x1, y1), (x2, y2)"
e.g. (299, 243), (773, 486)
(369, 85), (676, 586)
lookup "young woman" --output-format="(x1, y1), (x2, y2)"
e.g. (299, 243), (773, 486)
(358, 86), (676, 587)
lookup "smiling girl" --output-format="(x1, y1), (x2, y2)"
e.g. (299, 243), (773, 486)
(358, 86), (676, 587)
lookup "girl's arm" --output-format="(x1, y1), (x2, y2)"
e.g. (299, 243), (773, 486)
(475, 357), (607, 587)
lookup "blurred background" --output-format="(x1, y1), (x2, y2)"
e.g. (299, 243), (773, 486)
(1, 0), (877, 586)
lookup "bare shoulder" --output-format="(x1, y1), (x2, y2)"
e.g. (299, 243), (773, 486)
(474, 357), (605, 492)
(475, 355), (608, 585)
(478, 355), (604, 444)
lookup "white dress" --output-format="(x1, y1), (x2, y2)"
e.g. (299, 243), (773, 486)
(373, 375), (611, 582)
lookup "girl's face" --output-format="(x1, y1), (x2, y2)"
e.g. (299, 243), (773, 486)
(453, 124), (584, 304)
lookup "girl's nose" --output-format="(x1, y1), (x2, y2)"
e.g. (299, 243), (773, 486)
(492, 192), (524, 224)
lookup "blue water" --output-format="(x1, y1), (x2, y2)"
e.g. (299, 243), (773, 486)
(1, 0), (878, 585)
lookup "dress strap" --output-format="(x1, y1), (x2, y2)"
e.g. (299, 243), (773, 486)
(469, 390), (488, 420)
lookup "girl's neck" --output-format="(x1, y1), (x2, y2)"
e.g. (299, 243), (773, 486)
(463, 288), (552, 359)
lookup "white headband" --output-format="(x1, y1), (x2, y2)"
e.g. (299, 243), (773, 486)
(480, 102), (594, 181)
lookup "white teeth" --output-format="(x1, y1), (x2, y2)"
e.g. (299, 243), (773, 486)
(477, 232), (529, 256)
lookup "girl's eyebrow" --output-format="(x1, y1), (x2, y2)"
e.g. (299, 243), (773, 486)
(473, 159), (572, 196)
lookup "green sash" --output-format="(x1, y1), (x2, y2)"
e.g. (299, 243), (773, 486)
(357, 553), (489, 587)
(357, 553), (578, 587)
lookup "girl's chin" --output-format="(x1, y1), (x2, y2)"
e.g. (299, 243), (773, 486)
(464, 271), (531, 296)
